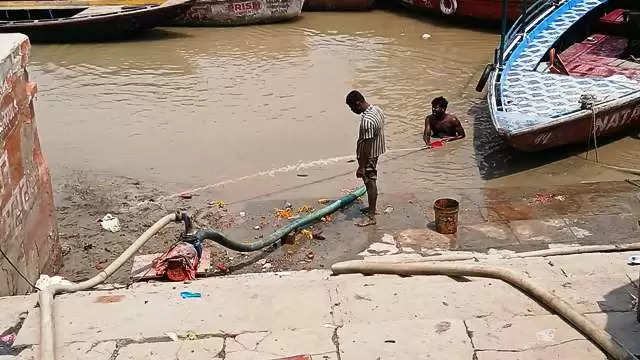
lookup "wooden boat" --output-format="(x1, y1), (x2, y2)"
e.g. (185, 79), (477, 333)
(0, 0), (194, 42)
(478, 0), (640, 151)
(170, 0), (303, 26)
(396, 0), (523, 21)
(302, 0), (374, 11)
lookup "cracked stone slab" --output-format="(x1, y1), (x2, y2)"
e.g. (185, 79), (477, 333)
(543, 252), (638, 279)
(395, 228), (453, 251)
(226, 352), (337, 360)
(333, 274), (547, 323)
(272, 354), (338, 360)
(380, 234), (396, 245)
(358, 242), (399, 257)
(339, 319), (473, 359)
(7, 341), (116, 360)
(14, 271), (333, 346)
(225, 327), (334, 360)
(256, 327), (334, 355)
(468, 257), (561, 280)
(234, 331), (270, 350)
(475, 339), (605, 360)
(225, 338), (246, 353)
(564, 214), (640, 243)
(0, 295), (36, 333)
(115, 338), (223, 359)
(225, 350), (277, 360)
(309, 353), (338, 360)
(466, 315), (591, 351)
(509, 218), (577, 244)
(457, 223), (520, 250)
(540, 276), (635, 313)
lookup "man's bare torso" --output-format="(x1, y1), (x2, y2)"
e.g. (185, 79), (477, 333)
(427, 114), (460, 138)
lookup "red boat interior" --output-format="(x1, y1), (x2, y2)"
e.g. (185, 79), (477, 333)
(546, 2), (640, 82)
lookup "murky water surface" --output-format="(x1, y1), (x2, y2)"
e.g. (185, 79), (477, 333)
(30, 10), (640, 198)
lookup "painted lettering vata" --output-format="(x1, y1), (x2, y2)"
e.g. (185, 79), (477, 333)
(594, 104), (640, 135)
(533, 103), (640, 145)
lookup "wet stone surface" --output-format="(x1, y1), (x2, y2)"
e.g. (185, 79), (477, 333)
(52, 170), (640, 283)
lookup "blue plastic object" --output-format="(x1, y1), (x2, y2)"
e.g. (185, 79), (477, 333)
(180, 291), (202, 299)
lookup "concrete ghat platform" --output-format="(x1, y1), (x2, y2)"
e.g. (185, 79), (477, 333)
(1, 250), (640, 359)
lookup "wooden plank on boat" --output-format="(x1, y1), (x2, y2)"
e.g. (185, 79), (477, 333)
(130, 247), (212, 281)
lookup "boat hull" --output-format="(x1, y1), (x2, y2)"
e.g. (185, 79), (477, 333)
(302, 0), (374, 11)
(171, 0), (303, 26)
(505, 100), (640, 152)
(397, 0), (522, 22)
(0, 0), (194, 42)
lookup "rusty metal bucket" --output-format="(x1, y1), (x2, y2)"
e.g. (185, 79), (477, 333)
(433, 198), (459, 234)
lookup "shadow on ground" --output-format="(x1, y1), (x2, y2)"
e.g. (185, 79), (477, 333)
(603, 276), (640, 357)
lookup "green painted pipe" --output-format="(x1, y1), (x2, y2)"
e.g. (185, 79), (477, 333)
(195, 185), (367, 252)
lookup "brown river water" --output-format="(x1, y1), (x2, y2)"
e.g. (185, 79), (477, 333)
(29, 10), (640, 203)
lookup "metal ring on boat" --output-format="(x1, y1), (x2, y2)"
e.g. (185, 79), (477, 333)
(440, 0), (457, 15)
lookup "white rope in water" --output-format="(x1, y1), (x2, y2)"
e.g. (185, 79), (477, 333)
(130, 146), (427, 210)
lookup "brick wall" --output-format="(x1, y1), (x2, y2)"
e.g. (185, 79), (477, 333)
(0, 34), (60, 296)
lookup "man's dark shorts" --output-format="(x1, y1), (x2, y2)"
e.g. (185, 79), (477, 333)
(363, 157), (378, 183)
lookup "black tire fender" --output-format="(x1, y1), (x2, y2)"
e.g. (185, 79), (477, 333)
(476, 63), (494, 92)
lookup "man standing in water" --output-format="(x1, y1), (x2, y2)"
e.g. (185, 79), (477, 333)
(424, 96), (465, 147)
(346, 90), (386, 227)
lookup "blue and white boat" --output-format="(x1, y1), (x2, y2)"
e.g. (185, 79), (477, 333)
(477, 0), (640, 151)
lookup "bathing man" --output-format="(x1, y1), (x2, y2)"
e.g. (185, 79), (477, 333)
(424, 96), (465, 147)
(346, 90), (386, 227)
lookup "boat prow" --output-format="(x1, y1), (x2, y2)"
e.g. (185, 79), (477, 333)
(0, 0), (195, 42)
(170, 0), (303, 26)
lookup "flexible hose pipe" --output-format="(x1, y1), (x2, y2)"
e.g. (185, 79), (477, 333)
(39, 212), (183, 360)
(195, 185), (366, 252)
(331, 260), (638, 360)
(38, 185), (368, 360)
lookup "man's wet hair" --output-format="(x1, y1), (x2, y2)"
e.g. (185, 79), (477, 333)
(346, 90), (365, 105)
(432, 96), (448, 108)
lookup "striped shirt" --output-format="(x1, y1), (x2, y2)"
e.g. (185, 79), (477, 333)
(357, 105), (386, 159)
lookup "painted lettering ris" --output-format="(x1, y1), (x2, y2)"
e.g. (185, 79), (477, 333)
(232, 1), (261, 13)
(594, 103), (640, 135)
